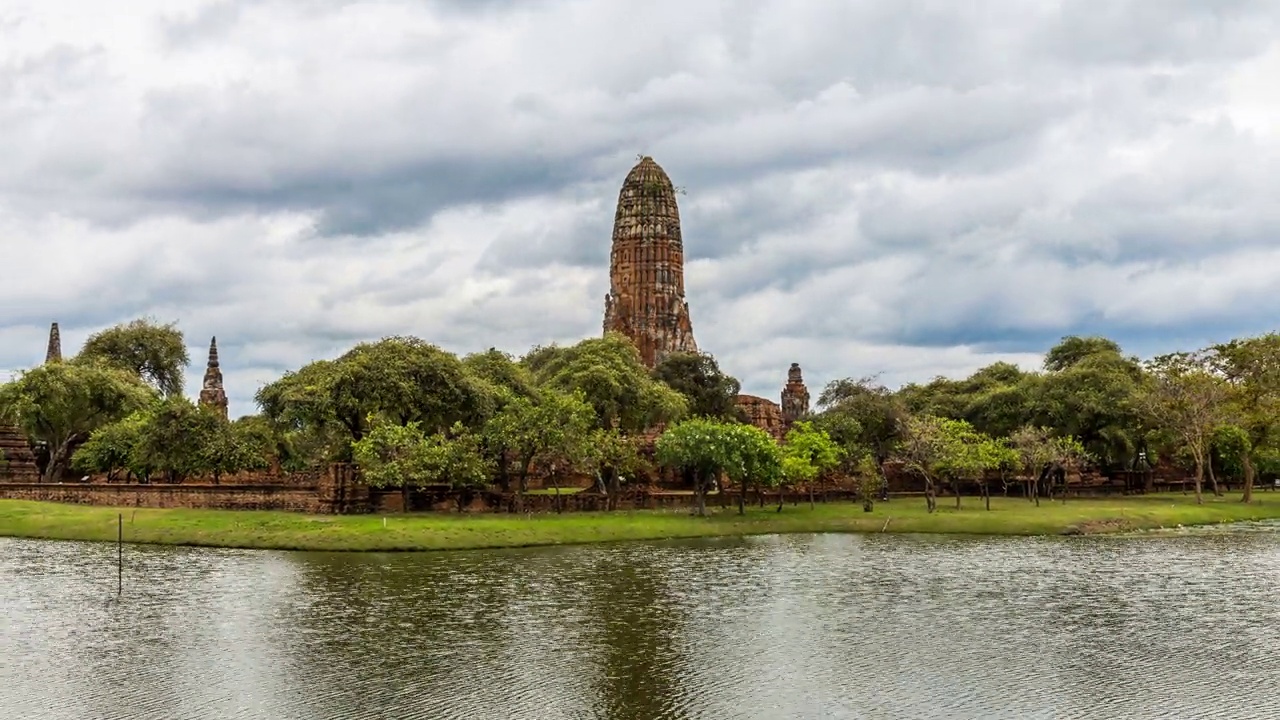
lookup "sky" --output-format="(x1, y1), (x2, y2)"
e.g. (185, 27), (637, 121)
(2, 0), (1279, 418)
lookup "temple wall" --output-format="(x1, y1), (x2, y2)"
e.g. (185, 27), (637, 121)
(0, 464), (368, 514)
(0, 482), (324, 512)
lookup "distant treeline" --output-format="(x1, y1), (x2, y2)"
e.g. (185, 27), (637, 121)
(3, 319), (1277, 511)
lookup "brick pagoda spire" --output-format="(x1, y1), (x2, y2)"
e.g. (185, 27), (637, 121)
(602, 156), (697, 367)
(198, 336), (229, 420)
(780, 362), (811, 430)
(44, 322), (61, 363)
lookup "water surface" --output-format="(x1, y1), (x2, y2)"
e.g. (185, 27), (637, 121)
(2, 531), (1278, 719)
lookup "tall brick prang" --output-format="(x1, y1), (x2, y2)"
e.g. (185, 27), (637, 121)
(603, 156), (697, 368)
(45, 322), (61, 363)
(198, 336), (229, 420)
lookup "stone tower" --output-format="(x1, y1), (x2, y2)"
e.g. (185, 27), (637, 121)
(45, 322), (61, 363)
(198, 336), (229, 420)
(780, 362), (810, 429)
(603, 156), (697, 368)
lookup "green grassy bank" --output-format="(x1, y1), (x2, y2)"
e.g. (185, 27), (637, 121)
(1, 494), (1278, 552)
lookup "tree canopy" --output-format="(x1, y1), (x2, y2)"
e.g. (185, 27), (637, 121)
(0, 361), (155, 481)
(651, 351), (741, 420)
(77, 318), (190, 397)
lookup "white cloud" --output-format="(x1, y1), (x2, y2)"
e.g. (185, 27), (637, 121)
(1, 0), (1279, 416)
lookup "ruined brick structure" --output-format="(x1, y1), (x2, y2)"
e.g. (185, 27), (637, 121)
(734, 394), (785, 440)
(198, 336), (229, 420)
(0, 427), (38, 482)
(603, 156), (697, 368)
(45, 322), (61, 363)
(780, 362), (811, 430)
(0, 323), (59, 482)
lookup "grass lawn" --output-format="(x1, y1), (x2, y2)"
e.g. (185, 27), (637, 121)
(1, 493), (1278, 552)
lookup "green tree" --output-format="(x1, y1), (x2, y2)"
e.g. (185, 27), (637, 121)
(254, 359), (348, 465)
(524, 333), (686, 507)
(256, 336), (492, 458)
(1043, 335), (1125, 372)
(780, 421), (844, 510)
(483, 390), (596, 507)
(814, 376), (905, 464)
(352, 417), (493, 512)
(655, 418), (780, 517)
(72, 411), (148, 482)
(892, 415), (1003, 512)
(131, 397), (225, 483)
(524, 333), (687, 432)
(580, 428), (646, 497)
(201, 417), (274, 483)
(77, 318), (190, 397)
(462, 348), (539, 405)
(1140, 352), (1229, 504)
(854, 454), (885, 512)
(728, 423), (784, 515)
(1209, 334), (1280, 503)
(1211, 424), (1253, 492)
(651, 351), (741, 420)
(1035, 342), (1144, 470)
(0, 361), (155, 482)
(1008, 425), (1089, 505)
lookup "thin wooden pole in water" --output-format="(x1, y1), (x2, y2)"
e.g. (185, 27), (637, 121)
(117, 513), (123, 596)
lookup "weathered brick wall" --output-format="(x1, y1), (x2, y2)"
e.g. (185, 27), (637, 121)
(735, 394), (785, 440)
(0, 482), (324, 512)
(78, 468), (322, 487)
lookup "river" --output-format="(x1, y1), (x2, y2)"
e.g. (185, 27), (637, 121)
(1, 530), (1278, 719)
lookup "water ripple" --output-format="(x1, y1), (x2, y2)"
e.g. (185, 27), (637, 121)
(2, 530), (1280, 719)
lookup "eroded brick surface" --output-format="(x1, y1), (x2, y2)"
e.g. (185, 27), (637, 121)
(603, 156), (697, 368)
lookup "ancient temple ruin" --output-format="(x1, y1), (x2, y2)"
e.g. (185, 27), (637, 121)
(780, 362), (811, 429)
(602, 156), (698, 368)
(198, 336), (229, 420)
(44, 322), (61, 363)
(732, 365), (810, 440)
(734, 394), (786, 440)
(0, 322), (60, 481)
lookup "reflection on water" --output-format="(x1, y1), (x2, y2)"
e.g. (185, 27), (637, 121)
(2, 530), (1280, 719)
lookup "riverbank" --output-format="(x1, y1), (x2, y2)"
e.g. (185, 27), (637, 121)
(1, 494), (1278, 551)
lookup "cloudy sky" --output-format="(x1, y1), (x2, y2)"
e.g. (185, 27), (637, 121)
(2, 0), (1279, 417)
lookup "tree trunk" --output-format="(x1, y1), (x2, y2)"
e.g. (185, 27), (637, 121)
(738, 477), (747, 515)
(777, 487), (785, 513)
(1242, 453), (1255, 504)
(515, 456), (535, 514)
(983, 481), (990, 511)
(1193, 456), (1205, 505)
(694, 471), (707, 517)
(42, 437), (79, 483)
(607, 467), (621, 511)
(925, 479), (936, 513)
(809, 481), (815, 511)
(496, 450), (511, 492)
(954, 479), (962, 510)
(1207, 457), (1222, 497)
